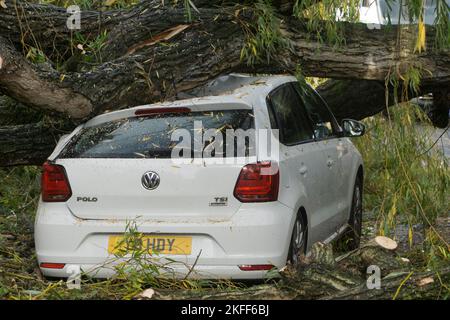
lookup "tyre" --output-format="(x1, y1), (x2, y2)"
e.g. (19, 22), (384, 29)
(288, 213), (307, 267)
(337, 176), (363, 251)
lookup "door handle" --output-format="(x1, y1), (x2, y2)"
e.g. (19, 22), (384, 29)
(299, 165), (308, 175)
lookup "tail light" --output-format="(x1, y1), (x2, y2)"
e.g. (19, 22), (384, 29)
(41, 162), (72, 202)
(233, 161), (279, 202)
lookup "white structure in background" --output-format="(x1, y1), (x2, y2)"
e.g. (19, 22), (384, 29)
(348, 0), (449, 29)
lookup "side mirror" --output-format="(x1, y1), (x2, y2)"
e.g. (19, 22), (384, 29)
(341, 119), (365, 137)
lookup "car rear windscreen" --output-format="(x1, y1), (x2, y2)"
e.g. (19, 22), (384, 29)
(59, 110), (255, 159)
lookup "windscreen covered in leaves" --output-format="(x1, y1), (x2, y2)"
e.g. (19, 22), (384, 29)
(59, 110), (255, 159)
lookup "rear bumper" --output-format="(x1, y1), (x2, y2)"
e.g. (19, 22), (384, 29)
(35, 201), (296, 279)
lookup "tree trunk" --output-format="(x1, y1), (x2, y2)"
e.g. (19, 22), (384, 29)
(0, 0), (449, 166)
(316, 80), (389, 122)
(0, 122), (64, 166)
(0, 75), (447, 167)
(0, 0), (210, 57)
(1, 0), (449, 119)
(317, 79), (449, 127)
(430, 88), (450, 128)
(322, 268), (450, 300)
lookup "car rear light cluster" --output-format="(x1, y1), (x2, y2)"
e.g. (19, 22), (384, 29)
(233, 161), (279, 202)
(41, 162), (72, 202)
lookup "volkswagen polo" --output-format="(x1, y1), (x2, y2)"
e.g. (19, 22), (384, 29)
(35, 74), (365, 279)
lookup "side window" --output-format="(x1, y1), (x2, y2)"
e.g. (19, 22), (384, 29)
(294, 83), (338, 140)
(267, 83), (314, 145)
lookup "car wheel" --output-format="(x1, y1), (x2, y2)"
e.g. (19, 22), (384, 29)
(288, 213), (307, 268)
(338, 176), (363, 251)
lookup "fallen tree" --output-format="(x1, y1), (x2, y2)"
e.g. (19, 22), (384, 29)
(143, 238), (450, 300)
(0, 0), (449, 166)
(317, 79), (449, 126)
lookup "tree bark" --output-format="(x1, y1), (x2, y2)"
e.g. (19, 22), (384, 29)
(140, 242), (450, 300)
(322, 268), (450, 300)
(0, 122), (65, 166)
(0, 0), (449, 166)
(317, 79), (449, 128)
(1, 1), (449, 119)
(280, 17), (450, 86)
(430, 88), (450, 128)
(143, 268), (449, 300)
(0, 0), (208, 57)
(0, 36), (93, 119)
(316, 79), (389, 122)
(0, 75), (447, 166)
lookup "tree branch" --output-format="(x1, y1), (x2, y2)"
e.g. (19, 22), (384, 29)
(0, 121), (64, 166)
(0, 36), (93, 119)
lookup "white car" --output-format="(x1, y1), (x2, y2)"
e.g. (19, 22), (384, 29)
(35, 74), (365, 279)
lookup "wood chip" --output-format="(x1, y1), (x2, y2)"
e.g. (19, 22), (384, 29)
(136, 288), (155, 299)
(417, 277), (434, 287)
(374, 236), (398, 250)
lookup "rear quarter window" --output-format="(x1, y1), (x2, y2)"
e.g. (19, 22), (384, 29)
(59, 110), (255, 159)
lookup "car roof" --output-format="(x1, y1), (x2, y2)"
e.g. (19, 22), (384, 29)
(187, 73), (296, 98)
(84, 73), (296, 127)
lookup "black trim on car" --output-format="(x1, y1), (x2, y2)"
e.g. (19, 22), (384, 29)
(293, 82), (344, 140)
(266, 82), (316, 147)
(266, 81), (347, 147)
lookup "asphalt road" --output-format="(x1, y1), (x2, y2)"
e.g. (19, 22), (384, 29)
(430, 126), (450, 159)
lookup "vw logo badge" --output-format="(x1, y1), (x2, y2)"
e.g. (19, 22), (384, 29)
(141, 171), (160, 190)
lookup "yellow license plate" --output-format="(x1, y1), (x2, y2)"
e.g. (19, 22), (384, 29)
(108, 235), (192, 255)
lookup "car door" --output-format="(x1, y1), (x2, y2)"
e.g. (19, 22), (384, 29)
(266, 82), (335, 244)
(294, 83), (350, 229)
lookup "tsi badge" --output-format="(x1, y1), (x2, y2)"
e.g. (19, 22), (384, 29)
(210, 197), (228, 207)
